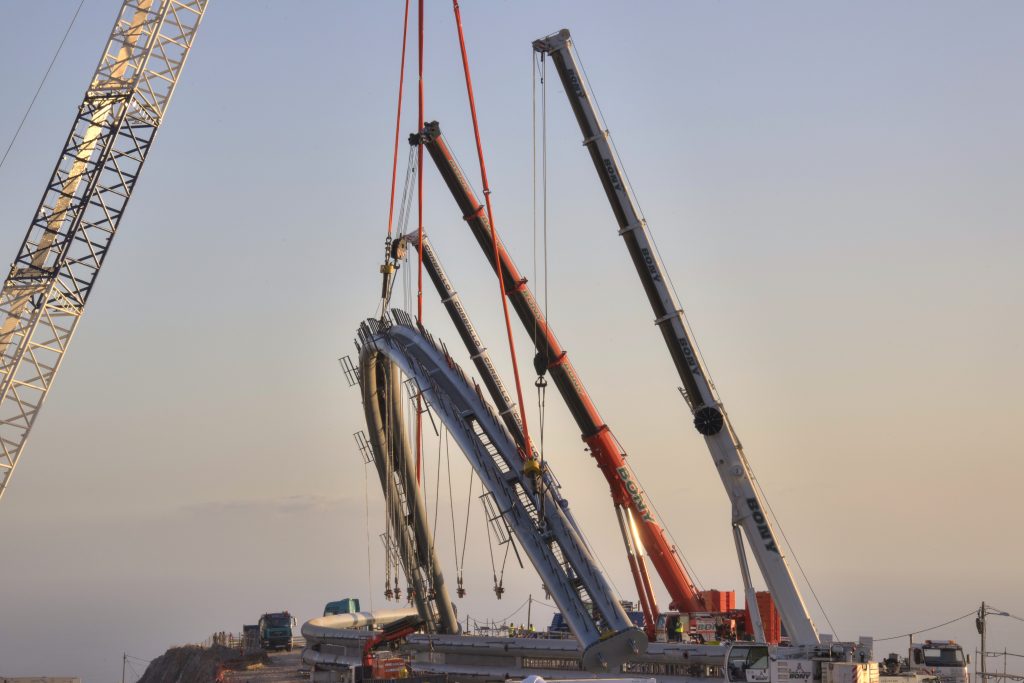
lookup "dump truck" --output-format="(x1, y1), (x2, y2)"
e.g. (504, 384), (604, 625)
(258, 611), (295, 651)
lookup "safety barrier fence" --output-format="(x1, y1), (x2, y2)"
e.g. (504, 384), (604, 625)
(185, 631), (306, 653)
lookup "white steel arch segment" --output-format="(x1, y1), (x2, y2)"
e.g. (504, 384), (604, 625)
(355, 311), (646, 673)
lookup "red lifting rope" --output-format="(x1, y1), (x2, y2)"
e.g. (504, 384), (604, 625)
(451, 0), (535, 461)
(384, 0), (411, 238)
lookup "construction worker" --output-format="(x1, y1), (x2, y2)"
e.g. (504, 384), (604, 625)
(672, 617), (685, 642)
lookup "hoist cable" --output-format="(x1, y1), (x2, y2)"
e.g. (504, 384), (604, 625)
(536, 382), (546, 463)
(415, 0), (426, 485)
(541, 54), (549, 334)
(0, 0), (85, 174)
(752, 473), (837, 638)
(429, 424), (444, 562)
(416, 0), (425, 324)
(364, 460), (375, 611)
(444, 428), (460, 573)
(483, 497), (498, 586)
(397, 146), (417, 234)
(535, 376), (547, 523)
(451, 0), (535, 460)
(531, 52), (549, 522)
(540, 51), (549, 475)
(498, 536), (512, 588)
(531, 52), (538, 347)
(384, 0), (411, 238)
(458, 471), (474, 576)
(423, 422), (445, 594)
(397, 147), (418, 312)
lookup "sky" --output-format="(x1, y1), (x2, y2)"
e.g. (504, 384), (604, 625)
(0, 1), (1022, 680)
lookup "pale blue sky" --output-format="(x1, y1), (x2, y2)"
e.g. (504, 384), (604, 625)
(0, 1), (1021, 680)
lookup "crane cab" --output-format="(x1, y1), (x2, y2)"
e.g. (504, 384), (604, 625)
(724, 644), (877, 683)
(656, 611), (691, 643)
(727, 644), (773, 682)
(656, 610), (739, 643)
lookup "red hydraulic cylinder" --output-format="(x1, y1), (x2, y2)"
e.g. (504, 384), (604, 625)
(418, 121), (703, 617)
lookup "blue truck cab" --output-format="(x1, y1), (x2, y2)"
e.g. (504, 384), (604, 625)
(258, 611), (295, 651)
(323, 598), (361, 617)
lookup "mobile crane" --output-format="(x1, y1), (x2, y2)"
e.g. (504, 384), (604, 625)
(532, 28), (820, 647)
(415, 121), (707, 640)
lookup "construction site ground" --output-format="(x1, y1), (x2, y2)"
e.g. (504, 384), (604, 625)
(221, 649), (306, 683)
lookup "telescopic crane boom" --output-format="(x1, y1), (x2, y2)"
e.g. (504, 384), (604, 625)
(533, 29), (820, 646)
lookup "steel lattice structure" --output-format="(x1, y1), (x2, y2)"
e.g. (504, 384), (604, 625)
(0, 0), (208, 502)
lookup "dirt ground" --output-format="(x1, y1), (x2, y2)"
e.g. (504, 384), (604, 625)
(221, 649), (307, 683)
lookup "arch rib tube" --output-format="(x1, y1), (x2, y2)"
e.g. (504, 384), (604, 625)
(356, 312), (646, 673)
(360, 346), (459, 634)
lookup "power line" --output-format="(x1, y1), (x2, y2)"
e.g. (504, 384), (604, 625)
(467, 597), (531, 629)
(874, 610), (977, 642)
(0, 0), (86, 172)
(988, 607), (1024, 624)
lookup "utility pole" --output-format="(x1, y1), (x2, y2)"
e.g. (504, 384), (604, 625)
(978, 602), (987, 682)
(122, 651), (127, 683)
(527, 594), (532, 631)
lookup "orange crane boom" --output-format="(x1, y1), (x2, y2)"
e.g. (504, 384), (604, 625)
(417, 122), (704, 635)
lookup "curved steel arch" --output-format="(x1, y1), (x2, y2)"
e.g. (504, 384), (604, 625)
(360, 339), (459, 634)
(356, 311), (646, 673)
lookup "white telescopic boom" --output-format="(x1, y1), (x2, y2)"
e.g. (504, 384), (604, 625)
(533, 28), (820, 646)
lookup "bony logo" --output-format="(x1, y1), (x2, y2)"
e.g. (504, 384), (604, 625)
(616, 466), (655, 522)
(790, 663), (811, 681)
(566, 69), (585, 98)
(746, 498), (779, 553)
(602, 157), (624, 192)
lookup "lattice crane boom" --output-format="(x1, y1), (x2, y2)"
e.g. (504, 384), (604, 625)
(0, 0), (208, 502)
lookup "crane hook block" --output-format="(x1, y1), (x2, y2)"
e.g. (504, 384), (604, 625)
(693, 406), (724, 436)
(533, 350), (549, 377)
(379, 261), (398, 300)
